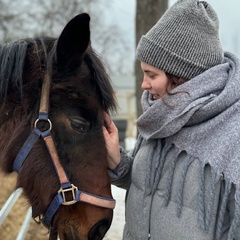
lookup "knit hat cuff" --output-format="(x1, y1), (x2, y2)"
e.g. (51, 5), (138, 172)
(137, 36), (214, 80)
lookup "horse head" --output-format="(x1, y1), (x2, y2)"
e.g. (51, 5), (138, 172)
(0, 13), (116, 240)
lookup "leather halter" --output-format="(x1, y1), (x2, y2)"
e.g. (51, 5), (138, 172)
(12, 73), (116, 228)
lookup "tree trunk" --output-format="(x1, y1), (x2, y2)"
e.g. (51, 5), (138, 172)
(135, 0), (168, 118)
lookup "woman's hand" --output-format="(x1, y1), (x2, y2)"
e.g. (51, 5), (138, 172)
(103, 113), (121, 170)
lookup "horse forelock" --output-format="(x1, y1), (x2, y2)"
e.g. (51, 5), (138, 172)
(84, 50), (117, 113)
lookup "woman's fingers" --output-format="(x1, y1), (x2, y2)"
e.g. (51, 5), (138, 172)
(103, 112), (121, 170)
(103, 112), (118, 135)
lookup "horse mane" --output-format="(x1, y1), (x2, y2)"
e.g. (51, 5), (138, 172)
(0, 39), (49, 103)
(0, 37), (116, 174)
(0, 40), (27, 102)
(0, 38), (116, 112)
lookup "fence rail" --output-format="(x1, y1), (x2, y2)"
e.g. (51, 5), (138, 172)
(0, 188), (32, 240)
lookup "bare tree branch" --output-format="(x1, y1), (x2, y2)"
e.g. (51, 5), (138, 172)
(0, 0), (130, 75)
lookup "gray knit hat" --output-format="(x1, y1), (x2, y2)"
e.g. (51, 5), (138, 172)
(136, 0), (224, 80)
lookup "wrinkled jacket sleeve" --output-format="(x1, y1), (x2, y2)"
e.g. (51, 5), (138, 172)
(108, 147), (134, 190)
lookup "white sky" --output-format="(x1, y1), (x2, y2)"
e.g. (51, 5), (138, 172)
(110, 0), (240, 60)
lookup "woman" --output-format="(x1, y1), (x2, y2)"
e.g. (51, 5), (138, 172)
(103, 0), (240, 239)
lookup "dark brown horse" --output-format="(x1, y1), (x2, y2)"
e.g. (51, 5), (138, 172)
(0, 13), (117, 240)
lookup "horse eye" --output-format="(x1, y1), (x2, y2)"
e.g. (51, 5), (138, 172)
(70, 118), (90, 133)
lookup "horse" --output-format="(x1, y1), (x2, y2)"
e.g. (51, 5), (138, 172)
(0, 13), (117, 240)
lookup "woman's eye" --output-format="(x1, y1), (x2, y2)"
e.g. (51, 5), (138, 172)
(149, 74), (156, 79)
(70, 119), (90, 133)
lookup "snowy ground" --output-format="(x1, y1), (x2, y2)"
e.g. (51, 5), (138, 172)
(103, 137), (135, 240)
(104, 186), (126, 240)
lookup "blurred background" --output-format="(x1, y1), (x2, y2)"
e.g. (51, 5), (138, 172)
(0, 0), (240, 239)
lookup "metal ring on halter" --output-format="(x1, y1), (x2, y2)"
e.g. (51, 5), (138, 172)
(34, 118), (52, 131)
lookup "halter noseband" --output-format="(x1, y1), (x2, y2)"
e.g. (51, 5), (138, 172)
(12, 73), (116, 228)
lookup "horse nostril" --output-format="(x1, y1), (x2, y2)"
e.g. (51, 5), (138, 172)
(88, 219), (111, 240)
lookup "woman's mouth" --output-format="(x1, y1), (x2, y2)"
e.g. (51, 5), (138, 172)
(151, 94), (160, 100)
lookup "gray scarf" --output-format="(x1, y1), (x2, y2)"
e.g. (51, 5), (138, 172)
(137, 52), (240, 239)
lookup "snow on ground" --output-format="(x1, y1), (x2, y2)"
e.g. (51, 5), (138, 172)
(104, 137), (135, 240)
(104, 186), (126, 240)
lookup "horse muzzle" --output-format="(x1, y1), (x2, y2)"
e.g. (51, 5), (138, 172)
(50, 218), (112, 240)
(88, 218), (111, 240)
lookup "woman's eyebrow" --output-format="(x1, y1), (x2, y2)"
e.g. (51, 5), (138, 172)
(143, 69), (152, 73)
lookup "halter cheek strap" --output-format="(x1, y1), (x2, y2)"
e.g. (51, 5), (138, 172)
(13, 112), (50, 172)
(12, 74), (116, 228)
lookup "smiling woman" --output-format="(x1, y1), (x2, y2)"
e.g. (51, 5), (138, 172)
(140, 62), (169, 100)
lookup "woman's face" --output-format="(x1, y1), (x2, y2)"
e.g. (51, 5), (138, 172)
(141, 61), (169, 100)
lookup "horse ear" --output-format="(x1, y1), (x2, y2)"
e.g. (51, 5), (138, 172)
(56, 13), (90, 71)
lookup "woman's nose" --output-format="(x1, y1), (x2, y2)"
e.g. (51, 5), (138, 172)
(141, 78), (151, 90)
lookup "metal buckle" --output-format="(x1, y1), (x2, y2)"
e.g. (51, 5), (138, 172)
(33, 214), (43, 224)
(58, 184), (78, 205)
